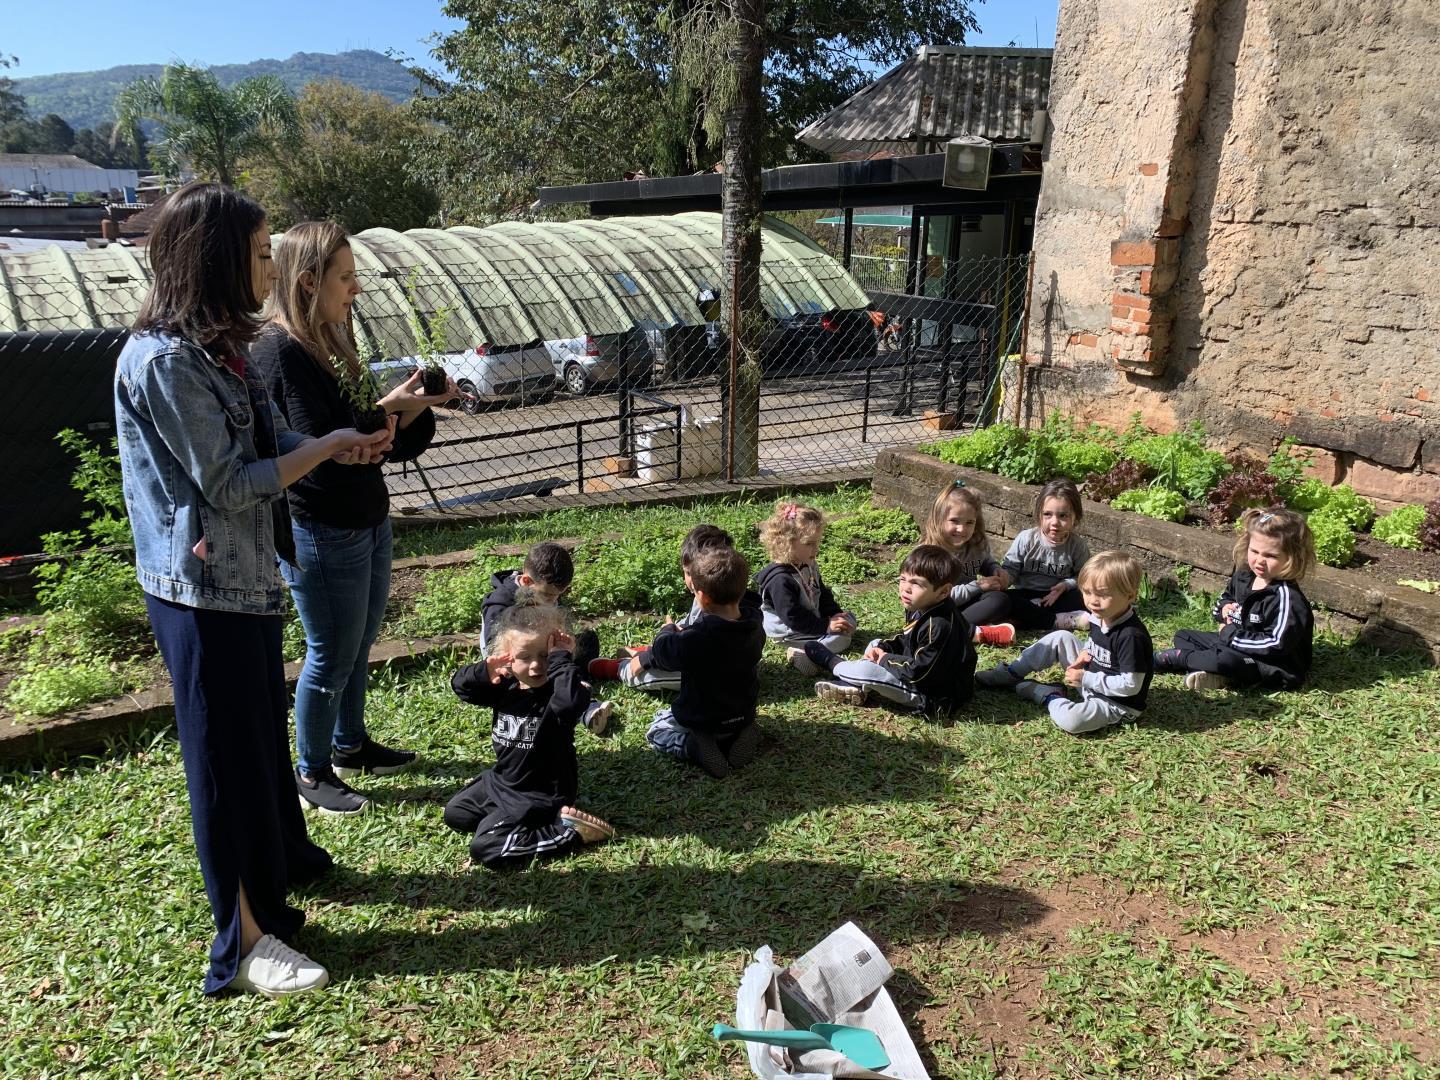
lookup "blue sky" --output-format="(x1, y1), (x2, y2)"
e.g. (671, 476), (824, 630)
(4, 0), (1056, 79)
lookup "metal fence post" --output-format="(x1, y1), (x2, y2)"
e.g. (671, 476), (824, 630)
(861, 366), (872, 444)
(575, 422), (585, 490)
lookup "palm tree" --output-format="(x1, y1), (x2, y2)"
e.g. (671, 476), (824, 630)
(114, 63), (299, 187)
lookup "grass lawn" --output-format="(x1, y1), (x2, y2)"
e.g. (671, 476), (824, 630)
(3, 492), (1438, 1078)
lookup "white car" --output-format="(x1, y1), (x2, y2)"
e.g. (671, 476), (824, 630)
(545, 330), (651, 394)
(370, 342), (554, 413)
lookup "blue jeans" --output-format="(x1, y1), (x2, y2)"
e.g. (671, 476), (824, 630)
(280, 518), (392, 775)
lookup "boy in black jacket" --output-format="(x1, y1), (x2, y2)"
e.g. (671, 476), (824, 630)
(444, 605), (614, 869)
(640, 546), (766, 779)
(1154, 508), (1315, 691)
(976, 550), (1153, 733)
(480, 541), (612, 734)
(803, 545), (975, 717)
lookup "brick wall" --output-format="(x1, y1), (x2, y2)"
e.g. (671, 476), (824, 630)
(1020, 0), (1440, 507)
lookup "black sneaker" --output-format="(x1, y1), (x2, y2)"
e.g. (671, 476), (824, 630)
(572, 629), (600, 671)
(296, 765), (369, 816)
(1153, 648), (1188, 674)
(726, 723), (761, 770)
(332, 737), (417, 779)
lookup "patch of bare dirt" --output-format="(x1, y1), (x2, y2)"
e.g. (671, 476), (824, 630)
(893, 873), (1436, 1077)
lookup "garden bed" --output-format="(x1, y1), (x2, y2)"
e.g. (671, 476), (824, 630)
(874, 447), (1440, 661)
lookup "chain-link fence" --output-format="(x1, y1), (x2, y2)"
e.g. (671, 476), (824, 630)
(0, 252), (1028, 554)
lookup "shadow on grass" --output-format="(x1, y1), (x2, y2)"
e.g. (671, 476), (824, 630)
(366, 715), (964, 853)
(298, 859), (1049, 978)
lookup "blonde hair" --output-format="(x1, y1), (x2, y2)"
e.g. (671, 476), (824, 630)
(759, 501), (826, 563)
(493, 602), (568, 653)
(1077, 550), (1143, 602)
(268, 220), (360, 379)
(1233, 507), (1315, 582)
(922, 481), (990, 562)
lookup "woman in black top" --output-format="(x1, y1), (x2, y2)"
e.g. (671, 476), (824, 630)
(253, 220), (455, 815)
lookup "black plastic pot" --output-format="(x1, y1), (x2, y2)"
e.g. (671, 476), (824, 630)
(353, 405), (388, 435)
(421, 366), (449, 395)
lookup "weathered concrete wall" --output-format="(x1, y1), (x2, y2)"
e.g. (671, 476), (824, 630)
(1022, 0), (1440, 506)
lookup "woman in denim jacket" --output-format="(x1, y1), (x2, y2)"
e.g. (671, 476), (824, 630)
(254, 221), (456, 815)
(114, 183), (391, 998)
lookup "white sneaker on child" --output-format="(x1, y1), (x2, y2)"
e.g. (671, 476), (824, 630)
(1184, 671), (1229, 691)
(815, 681), (868, 706)
(231, 935), (329, 998)
(786, 647), (822, 676)
(584, 700), (613, 736)
(1054, 611), (1091, 631)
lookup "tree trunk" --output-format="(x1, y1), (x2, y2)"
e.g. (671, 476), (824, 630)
(720, 0), (764, 479)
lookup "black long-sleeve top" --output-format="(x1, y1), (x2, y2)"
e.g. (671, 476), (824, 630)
(1213, 567), (1314, 684)
(873, 596), (975, 711)
(450, 650), (589, 819)
(251, 325), (435, 528)
(640, 608), (765, 734)
(755, 561), (842, 636)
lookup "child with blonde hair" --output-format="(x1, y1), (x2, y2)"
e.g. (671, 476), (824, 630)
(1154, 508), (1315, 691)
(445, 603), (614, 868)
(977, 550), (1153, 734)
(754, 501), (857, 673)
(922, 480), (1016, 646)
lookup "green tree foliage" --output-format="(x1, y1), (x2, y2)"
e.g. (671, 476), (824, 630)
(114, 63), (299, 186)
(415, 0), (979, 223)
(239, 81), (440, 232)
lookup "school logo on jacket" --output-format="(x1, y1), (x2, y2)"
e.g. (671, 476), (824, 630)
(1089, 643), (1114, 669)
(493, 712), (541, 750)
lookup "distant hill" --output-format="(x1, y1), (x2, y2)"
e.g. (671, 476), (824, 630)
(12, 50), (421, 131)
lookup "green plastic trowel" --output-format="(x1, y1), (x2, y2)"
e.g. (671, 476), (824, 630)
(712, 1022), (891, 1069)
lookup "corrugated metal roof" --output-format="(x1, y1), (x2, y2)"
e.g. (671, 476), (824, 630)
(797, 45), (1052, 156)
(0, 213), (871, 341)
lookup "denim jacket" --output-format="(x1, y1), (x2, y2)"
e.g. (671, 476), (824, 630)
(115, 330), (308, 614)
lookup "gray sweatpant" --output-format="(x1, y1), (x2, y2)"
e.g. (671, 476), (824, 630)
(763, 610), (855, 653)
(829, 657), (926, 709)
(1012, 631), (1136, 735)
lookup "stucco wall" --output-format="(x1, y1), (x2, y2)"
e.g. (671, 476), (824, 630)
(1023, 0), (1440, 505)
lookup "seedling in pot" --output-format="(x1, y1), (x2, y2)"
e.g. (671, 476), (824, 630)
(332, 347), (388, 435)
(404, 268), (453, 395)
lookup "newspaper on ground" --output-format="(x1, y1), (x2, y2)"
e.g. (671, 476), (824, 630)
(732, 922), (931, 1080)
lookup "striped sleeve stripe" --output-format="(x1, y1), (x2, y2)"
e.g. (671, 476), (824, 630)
(1231, 583), (1290, 651)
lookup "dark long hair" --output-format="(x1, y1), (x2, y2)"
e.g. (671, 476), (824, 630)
(133, 181), (267, 356)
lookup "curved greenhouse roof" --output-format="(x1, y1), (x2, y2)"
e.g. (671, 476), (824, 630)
(0, 213), (871, 347)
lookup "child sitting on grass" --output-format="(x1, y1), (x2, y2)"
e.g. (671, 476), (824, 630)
(640, 546), (766, 779)
(800, 544), (976, 718)
(444, 604), (614, 869)
(976, 550), (1153, 734)
(480, 540), (611, 735)
(921, 479), (1016, 645)
(1154, 508), (1315, 691)
(753, 501), (858, 673)
(586, 523), (760, 693)
(959, 478), (1093, 634)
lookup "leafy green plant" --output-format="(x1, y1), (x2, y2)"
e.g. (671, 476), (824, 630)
(1308, 508), (1357, 567)
(1288, 479), (1375, 531)
(1122, 423), (1231, 500)
(1111, 486), (1188, 522)
(5, 659), (137, 718)
(1266, 437), (1311, 501)
(824, 508), (917, 547)
(1372, 505), (1426, 550)
(923, 423), (1030, 476)
(1037, 413), (1119, 483)
(1206, 456), (1281, 524)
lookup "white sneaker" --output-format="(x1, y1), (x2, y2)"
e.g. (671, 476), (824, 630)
(786, 647), (821, 676)
(1184, 671), (1229, 691)
(1055, 611), (1091, 632)
(815, 680), (868, 706)
(584, 700), (613, 737)
(231, 934), (329, 998)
